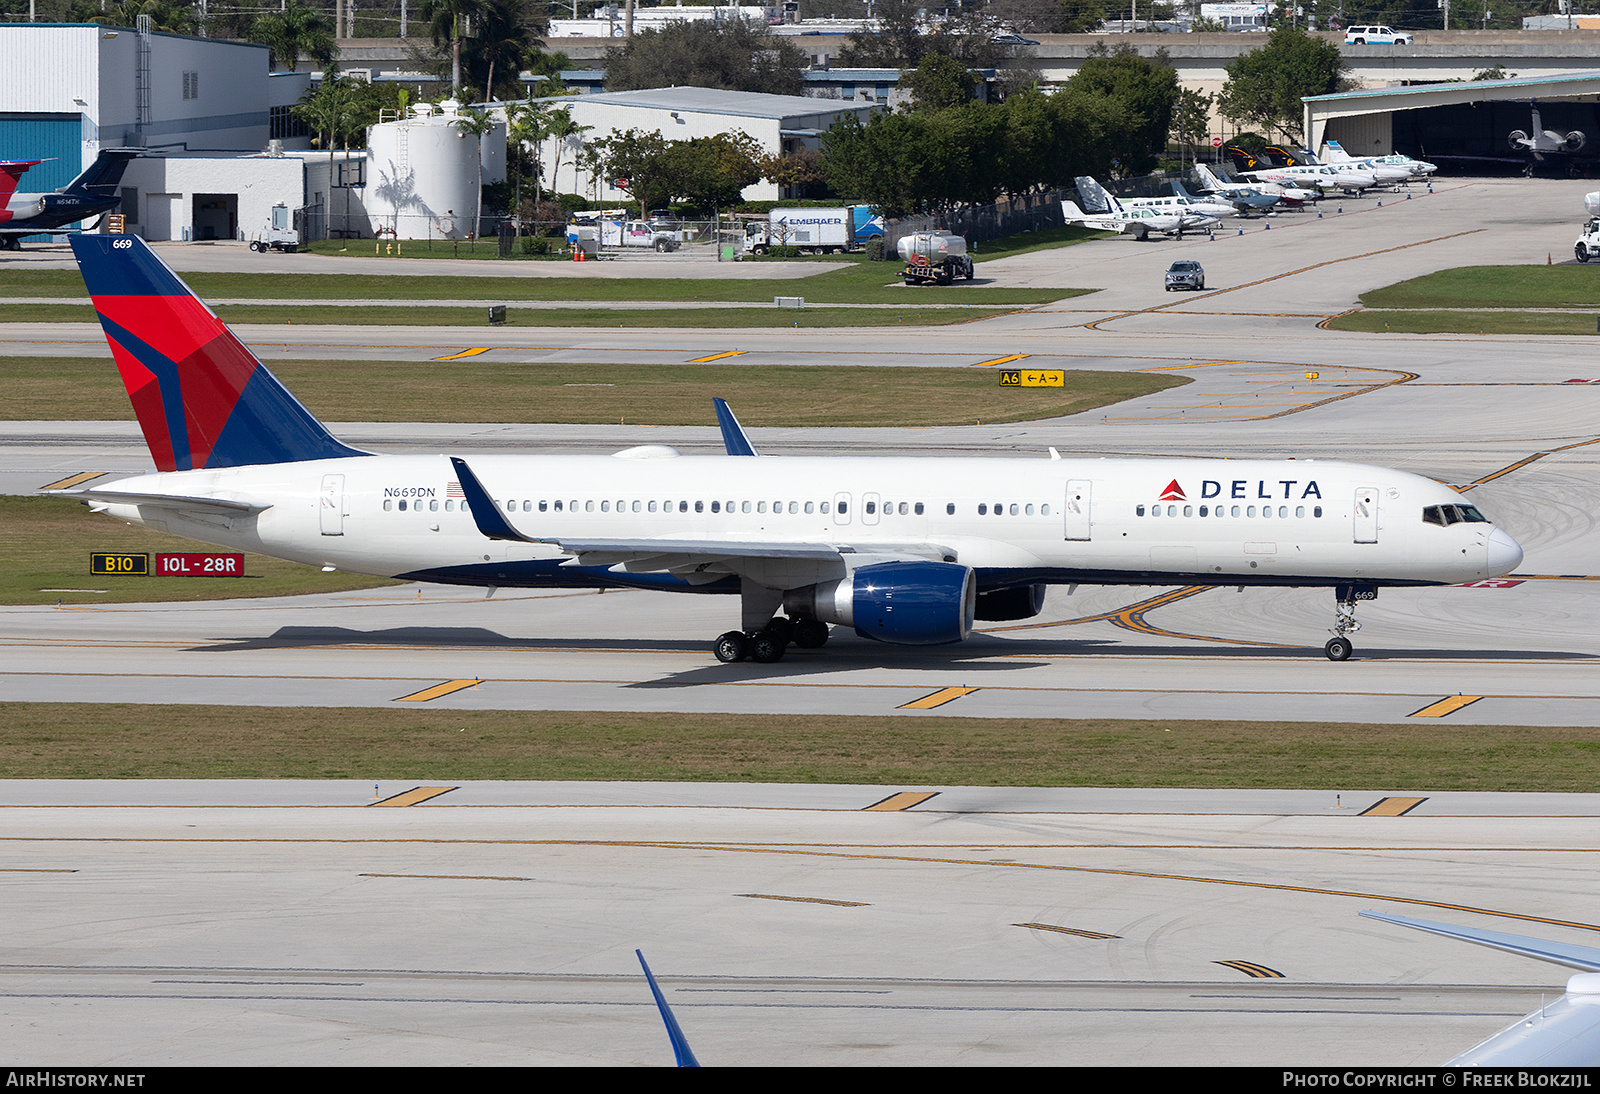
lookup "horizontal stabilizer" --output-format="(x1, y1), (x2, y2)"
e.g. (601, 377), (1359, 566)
(63, 487), (272, 516)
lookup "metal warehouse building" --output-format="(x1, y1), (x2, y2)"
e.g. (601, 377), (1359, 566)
(0, 23), (319, 241)
(519, 86), (880, 204)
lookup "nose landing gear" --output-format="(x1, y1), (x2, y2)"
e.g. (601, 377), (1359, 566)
(1325, 583), (1377, 661)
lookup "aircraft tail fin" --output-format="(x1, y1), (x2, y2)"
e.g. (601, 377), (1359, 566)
(0, 159), (41, 206)
(1193, 163), (1224, 191)
(65, 149), (139, 197)
(1225, 146), (1260, 172)
(70, 233), (366, 472)
(1170, 178), (1194, 199)
(1323, 139), (1353, 162)
(1073, 176), (1119, 214)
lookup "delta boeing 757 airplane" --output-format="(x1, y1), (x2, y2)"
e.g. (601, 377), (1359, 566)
(58, 234), (1524, 664)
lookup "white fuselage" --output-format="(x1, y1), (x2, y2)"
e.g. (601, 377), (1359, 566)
(89, 453), (1519, 595)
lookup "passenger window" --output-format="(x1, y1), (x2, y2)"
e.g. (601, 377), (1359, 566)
(1136, 505), (1145, 516)
(430, 499), (439, 512)
(821, 501), (830, 514)
(1167, 505), (1176, 517)
(601, 501), (610, 512)
(1295, 506), (1304, 518)
(1278, 506), (1287, 518)
(1009, 503), (1018, 516)
(789, 501), (798, 514)
(505, 500), (514, 512)
(946, 503), (955, 515)
(742, 501), (751, 513)
(585, 501), (594, 512)
(1247, 506), (1256, 517)
(648, 501), (656, 513)
(838, 501), (848, 514)
(1314, 506), (1323, 517)
(695, 501), (704, 513)
(1183, 505), (1192, 517)
(633, 501), (641, 512)
(1041, 504), (1050, 516)
(805, 501), (814, 514)
(916, 503), (925, 515)
(757, 501), (766, 513)
(867, 501), (877, 515)
(1231, 506), (1240, 517)
(710, 501), (720, 513)
(679, 501), (688, 513)
(978, 503), (987, 515)
(1199, 505), (1207, 517)
(384, 499), (392, 511)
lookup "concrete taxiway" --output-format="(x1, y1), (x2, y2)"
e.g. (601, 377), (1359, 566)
(3, 780), (1598, 1066)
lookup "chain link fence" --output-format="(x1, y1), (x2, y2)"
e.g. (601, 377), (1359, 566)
(878, 188), (1073, 260)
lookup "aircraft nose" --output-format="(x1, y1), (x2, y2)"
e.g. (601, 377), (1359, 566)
(1486, 527), (1524, 576)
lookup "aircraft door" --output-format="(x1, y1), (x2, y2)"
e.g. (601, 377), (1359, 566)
(320, 474), (345, 536)
(862, 491), (881, 526)
(1064, 479), (1092, 541)
(1353, 486), (1378, 544)
(833, 492), (852, 525)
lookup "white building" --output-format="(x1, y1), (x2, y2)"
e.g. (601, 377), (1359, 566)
(547, 5), (778, 37)
(1200, 3), (1269, 30)
(517, 86), (879, 204)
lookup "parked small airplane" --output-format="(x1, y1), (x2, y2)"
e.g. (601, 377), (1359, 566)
(0, 148), (139, 248)
(1265, 144), (1399, 187)
(1198, 162), (1316, 208)
(1322, 139), (1437, 178)
(1172, 177), (1276, 216)
(1509, 100), (1589, 162)
(1226, 147), (1377, 193)
(1063, 176), (1220, 239)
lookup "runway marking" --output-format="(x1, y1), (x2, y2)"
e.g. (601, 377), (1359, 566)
(0, 868), (77, 873)
(1015, 922), (1121, 939)
(689, 350), (746, 362)
(898, 687), (979, 709)
(431, 348), (490, 361)
(394, 679), (481, 702)
(1081, 229), (1488, 332)
(1138, 360), (1244, 372)
(360, 872), (530, 881)
(738, 893), (869, 907)
(1360, 797), (1427, 817)
(1409, 696), (1483, 719)
(864, 792), (940, 812)
(1461, 434), (1600, 491)
(1216, 961), (1285, 979)
(37, 471), (106, 491)
(971, 353), (1030, 368)
(370, 787), (458, 807)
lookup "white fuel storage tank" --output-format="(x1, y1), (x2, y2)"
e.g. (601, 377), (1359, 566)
(364, 101), (504, 239)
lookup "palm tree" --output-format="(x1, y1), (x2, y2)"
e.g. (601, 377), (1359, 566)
(419, 0), (480, 98)
(294, 71), (363, 237)
(544, 108), (590, 199)
(504, 101), (547, 210)
(451, 108), (497, 238)
(466, 0), (537, 102)
(250, 3), (338, 73)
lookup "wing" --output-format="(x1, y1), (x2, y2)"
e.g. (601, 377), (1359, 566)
(1361, 911), (1600, 1065)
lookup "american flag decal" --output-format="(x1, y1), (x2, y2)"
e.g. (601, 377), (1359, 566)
(446, 482), (465, 498)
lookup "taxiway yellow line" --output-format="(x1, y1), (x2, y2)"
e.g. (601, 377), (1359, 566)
(898, 686), (979, 709)
(394, 679), (481, 702)
(864, 792), (940, 812)
(1360, 797), (1428, 817)
(371, 786), (458, 807)
(689, 350), (747, 362)
(37, 471), (106, 491)
(1409, 696), (1482, 718)
(1015, 922), (1120, 939)
(431, 347), (490, 361)
(738, 893), (869, 907)
(971, 353), (1030, 368)
(1216, 960), (1284, 979)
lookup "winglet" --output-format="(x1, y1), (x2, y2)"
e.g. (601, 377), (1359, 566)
(449, 456), (537, 543)
(636, 949), (700, 1067)
(1360, 910), (1600, 972)
(713, 398), (758, 457)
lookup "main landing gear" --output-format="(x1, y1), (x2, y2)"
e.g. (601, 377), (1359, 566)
(1325, 583), (1377, 661)
(713, 617), (829, 664)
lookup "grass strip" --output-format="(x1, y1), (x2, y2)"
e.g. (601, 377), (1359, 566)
(1360, 265), (1600, 310)
(0, 496), (396, 606)
(0, 303), (1035, 328)
(1327, 309), (1600, 336)
(2, 704), (1598, 788)
(0, 257), (1090, 307)
(0, 357), (1187, 426)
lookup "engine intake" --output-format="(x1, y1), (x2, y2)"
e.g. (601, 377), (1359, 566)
(784, 561), (976, 645)
(975, 584), (1047, 621)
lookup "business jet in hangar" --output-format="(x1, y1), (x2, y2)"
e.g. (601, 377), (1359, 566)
(56, 234), (1524, 664)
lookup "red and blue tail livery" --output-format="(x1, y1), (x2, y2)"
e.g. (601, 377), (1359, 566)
(70, 234), (365, 471)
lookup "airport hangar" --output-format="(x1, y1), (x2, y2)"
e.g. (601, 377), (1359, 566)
(1303, 69), (1600, 167)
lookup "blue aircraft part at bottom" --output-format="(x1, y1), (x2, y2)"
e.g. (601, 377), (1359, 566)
(712, 397), (757, 456)
(636, 950), (700, 1067)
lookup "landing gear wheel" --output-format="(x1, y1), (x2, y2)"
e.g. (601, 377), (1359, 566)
(793, 619), (829, 649)
(748, 631), (785, 663)
(1324, 636), (1353, 662)
(713, 630), (748, 663)
(763, 617), (795, 646)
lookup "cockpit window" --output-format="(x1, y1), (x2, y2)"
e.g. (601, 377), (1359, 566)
(1423, 504), (1490, 526)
